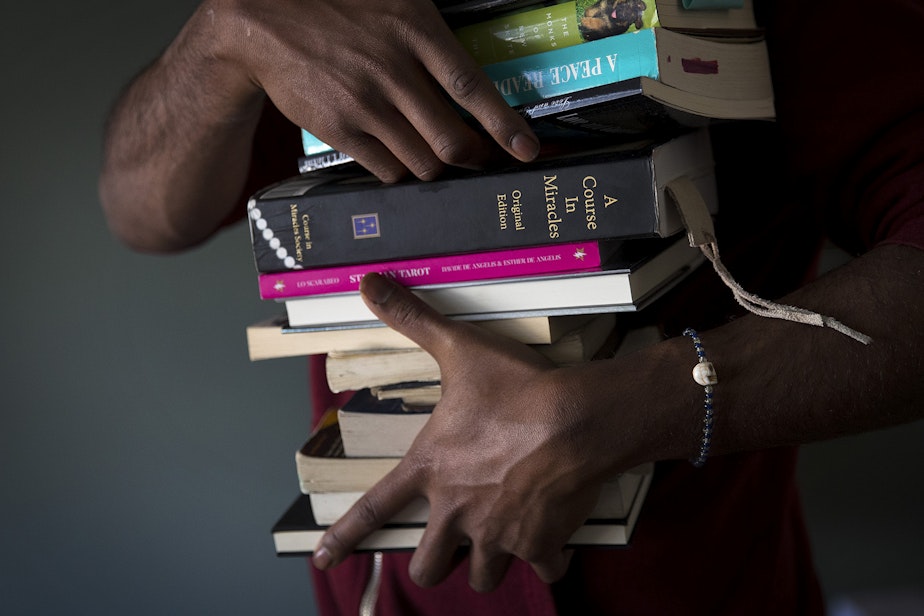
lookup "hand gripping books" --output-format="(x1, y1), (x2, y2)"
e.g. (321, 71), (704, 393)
(273, 468), (652, 555)
(324, 313), (617, 393)
(299, 0), (765, 163)
(273, 467), (653, 554)
(250, 129), (716, 274)
(272, 408), (655, 553)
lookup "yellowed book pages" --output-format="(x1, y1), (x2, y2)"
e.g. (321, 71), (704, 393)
(247, 313), (596, 361)
(324, 313), (617, 392)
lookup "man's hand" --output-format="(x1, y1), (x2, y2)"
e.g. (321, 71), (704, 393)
(100, 0), (540, 252)
(205, 0), (539, 182)
(311, 273), (634, 592)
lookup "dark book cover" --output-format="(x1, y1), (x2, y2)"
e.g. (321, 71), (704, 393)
(249, 130), (715, 273)
(520, 77), (711, 142)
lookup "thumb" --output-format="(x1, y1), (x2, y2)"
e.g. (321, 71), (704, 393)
(359, 272), (456, 355)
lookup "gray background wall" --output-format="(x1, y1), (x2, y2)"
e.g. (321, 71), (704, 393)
(1, 2), (921, 615)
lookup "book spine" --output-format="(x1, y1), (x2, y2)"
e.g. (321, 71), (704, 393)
(257, 241), (608, 299)
(249, 149), (662, 272)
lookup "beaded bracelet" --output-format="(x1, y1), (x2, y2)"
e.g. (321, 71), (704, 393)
(683, 328), (717, 467)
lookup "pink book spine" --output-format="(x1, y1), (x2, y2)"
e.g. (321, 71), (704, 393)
(258, 242), (607, 299)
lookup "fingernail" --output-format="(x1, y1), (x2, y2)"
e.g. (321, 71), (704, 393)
(360, 272), (396, 305)
(511, 132), (540, 161)
(313, 545), (332, 570)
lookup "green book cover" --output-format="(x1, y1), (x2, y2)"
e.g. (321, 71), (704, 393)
(455, 0), (660, 65)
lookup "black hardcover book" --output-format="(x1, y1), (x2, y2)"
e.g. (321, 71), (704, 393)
(249, 129), (716, 273)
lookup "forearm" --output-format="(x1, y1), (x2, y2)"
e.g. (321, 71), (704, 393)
(583, 242), (924, 472)
(100, 0), (543, 252)
(99, 3), (264, 252)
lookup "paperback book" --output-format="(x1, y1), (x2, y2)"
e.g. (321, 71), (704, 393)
(246, 313), (598, 360)
(273, 466), (653, 554)
(295, 411), (402, 494)
(282, 235), (703, 328)
(480, 18), (770, 107)
(307, 464), (653, 525)
(337, 389), (434, 458)
(371, 382), (443, 406)
(306, 463), (652, 526)
(258, 240), (624, 300)
(324, 312), (617, 392)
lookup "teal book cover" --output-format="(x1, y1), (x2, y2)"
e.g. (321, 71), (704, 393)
(482, 27), (660, 107)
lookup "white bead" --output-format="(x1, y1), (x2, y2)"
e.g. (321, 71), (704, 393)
(693, 361), (718, 386)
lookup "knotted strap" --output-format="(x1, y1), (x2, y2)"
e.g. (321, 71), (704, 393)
(666, 176), (872, 345)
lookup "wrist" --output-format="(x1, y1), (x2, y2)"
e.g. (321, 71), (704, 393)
(168, 0), (267, 119)
(566, 335), (709, 476)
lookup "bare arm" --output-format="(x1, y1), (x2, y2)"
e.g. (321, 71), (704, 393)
(99, 0), (540, 252)
(312, 242), (924, 591)
(98, 15), (267, 252)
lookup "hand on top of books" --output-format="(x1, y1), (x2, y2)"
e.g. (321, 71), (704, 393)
(199, 0), (539, 183)
(311, 273), (653, 592)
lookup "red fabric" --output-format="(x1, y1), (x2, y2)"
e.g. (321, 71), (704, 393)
(298, 0), (924, 613)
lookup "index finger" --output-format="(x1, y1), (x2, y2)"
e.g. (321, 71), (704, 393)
(415, 27), (540, 163)
(312, 458), (421, 570)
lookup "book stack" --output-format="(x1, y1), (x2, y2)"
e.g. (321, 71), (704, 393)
(275, 403), (656, 554)
(251, 0), (771, 555)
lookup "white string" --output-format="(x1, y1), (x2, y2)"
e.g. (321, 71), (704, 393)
(700, 241), (873, 345)
(665, 174), (872, 346)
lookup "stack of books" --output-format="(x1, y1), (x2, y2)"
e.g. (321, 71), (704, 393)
(275, 400), (656, 554)
(247, 0), (771, 555)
